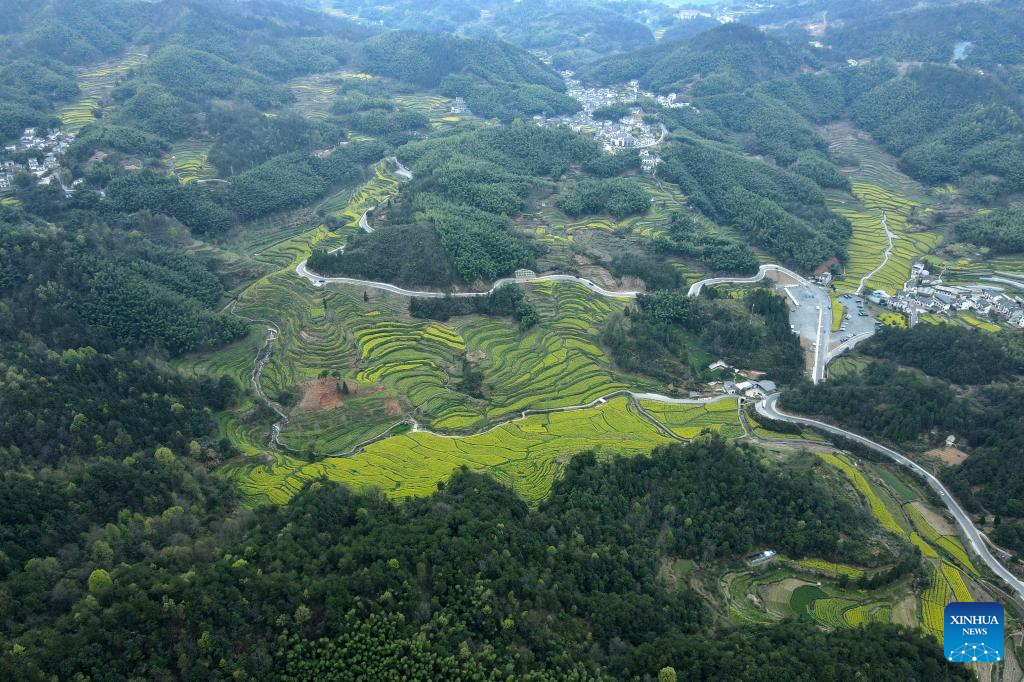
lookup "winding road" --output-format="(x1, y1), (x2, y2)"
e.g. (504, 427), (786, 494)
(300, 261), (836, 382)
(757, 393), (1024, 603)
(298, 261), (642, 298)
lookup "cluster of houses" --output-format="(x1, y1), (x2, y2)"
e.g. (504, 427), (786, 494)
(707, 360), (778, 398)
(878, 262), (1024, 328)
(0, 127), (75, 191)
(530, 72), (664, 165)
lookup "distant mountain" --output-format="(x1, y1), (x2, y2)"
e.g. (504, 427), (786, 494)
(361, 30), (563, 90)
(580, 23), (815, 93)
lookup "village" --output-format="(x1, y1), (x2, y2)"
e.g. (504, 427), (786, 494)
(0, 127), (76, 192)
(528, 72), (687, 171)
(873, 262), (1024, 328)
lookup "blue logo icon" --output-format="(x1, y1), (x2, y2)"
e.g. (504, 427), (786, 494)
(944, 602), (1004, 662)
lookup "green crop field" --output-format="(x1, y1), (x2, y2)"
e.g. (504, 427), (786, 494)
(225, 396), (673, 505)
(819, 452), (904, 535)
(921, 565), (949, 639)
(62, 50), (148, 132)
(790, 584), (829, 621)
(825, 123), (926, 198)
(639, 398), (744, 439)
(167, 142), (216, 183)
(830, 183), (940, 295)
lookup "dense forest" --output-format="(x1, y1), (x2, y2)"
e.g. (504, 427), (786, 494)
(603, 288), (804, 386)
(861, 323), (1023, 384)
(308, 124), (639, 287)
(657, 139), (847, 270)
(3, 433), (947, 680)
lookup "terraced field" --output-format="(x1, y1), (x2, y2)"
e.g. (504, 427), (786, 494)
(393, 94), (455, 127)
(818, 452), (904, 535)
(167, 142), (215, 183)
(225, 396), (673, 504)
(639, 398), (744, 439)
(534, 176), (680, 246)
(724, 446), (986, 641)
(787, 558), (864, 579)
(830, 183), (940, 295)
(809, 597), (860, 628)
(905, 503), (978, 574)
(288, 71), (342, 119)
(62, 50), (148, 132)
(921, 565), (950, 639)
(824, 123), (925, 198)
(60, 96), (102, 131)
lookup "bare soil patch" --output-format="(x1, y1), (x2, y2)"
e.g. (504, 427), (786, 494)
(911, 500), (957, 535)
(891, 595), (917, 627)
(925, 446), (968, 466)
(298, 378), (382, 412)
(384, 398), (402, 416)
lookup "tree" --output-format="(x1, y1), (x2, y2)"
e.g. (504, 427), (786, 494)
(659, 666), (678, 682)
(87, 568), (113, 598)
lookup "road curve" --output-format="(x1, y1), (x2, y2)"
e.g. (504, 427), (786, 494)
(297, 261), (641, 298)
(757, 393), (1024, 602)
(826, 330), (874, 362)
(686, 263), (808, 297)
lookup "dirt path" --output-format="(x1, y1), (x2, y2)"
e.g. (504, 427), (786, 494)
(856, 212), (894, 295)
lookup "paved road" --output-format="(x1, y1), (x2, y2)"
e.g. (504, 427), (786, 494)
(856, 212), (893, 295)
(301, 260), (837, 382)
(757, 394), (1024, 602)
(298, 261), (642, 298)
(826, 330), (874, 362)
(358, 207), (374, 232)
(685, 263), (807, 296)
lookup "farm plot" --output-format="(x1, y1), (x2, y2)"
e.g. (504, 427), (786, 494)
(786, 558), (864, 579)
(809, 597), (860, 628)
(639, 398), (744, 439)
(843, 603), (891, 627)
(329, 163), (401, 228)
(905, 502), (978, 574)
(60, 96), (101, 131)
(62, 50), (148, 132)
(227, 396), (672, 505)
(535, 176), (680, 245)
(167, 142), (215, 183)
(831, 183), (940, 295)
(921, 565), (950, 640)
(288, 71), (342, 119)
(818, 452), (905, 535)
(824, 123), (925, 198)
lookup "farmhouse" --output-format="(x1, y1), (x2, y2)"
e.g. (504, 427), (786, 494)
(747, 549), (777, 566)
